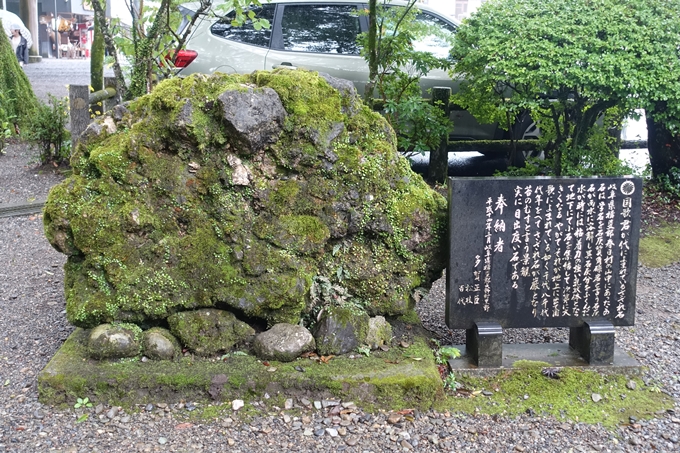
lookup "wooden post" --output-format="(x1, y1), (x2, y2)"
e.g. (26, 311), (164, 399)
(428, 87), (451, 184)
(69, 85), (91, 149)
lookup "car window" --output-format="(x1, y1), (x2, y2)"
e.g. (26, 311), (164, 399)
(210, 4), (276, 47)
(412, 11), (456, 59)
(280, 5), (362, 55)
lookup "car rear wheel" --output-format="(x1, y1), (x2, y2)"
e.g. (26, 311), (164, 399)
(513, 112), (543, 159)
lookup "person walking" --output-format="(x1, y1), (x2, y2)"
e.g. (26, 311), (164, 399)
(9, 23), (29, 68)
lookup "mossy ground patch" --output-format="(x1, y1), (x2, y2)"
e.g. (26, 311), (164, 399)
(639, 223), (680, 268)
(445, 360), (672, 428)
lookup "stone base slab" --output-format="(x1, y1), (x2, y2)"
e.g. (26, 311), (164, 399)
(38, 328), (443, 410)
(448, 342), (642, 377)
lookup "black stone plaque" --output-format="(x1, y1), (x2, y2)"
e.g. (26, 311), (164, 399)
(446, 176), (641, 330)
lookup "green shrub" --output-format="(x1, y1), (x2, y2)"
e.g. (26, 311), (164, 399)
(28, 95), (71, 165)
(656, 167), (680, 199)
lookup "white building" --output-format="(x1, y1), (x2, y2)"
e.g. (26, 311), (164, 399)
(419, 0), (487, 21)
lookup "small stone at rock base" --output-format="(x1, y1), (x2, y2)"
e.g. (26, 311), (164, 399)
(106, 407), (119, 419)
(227, 438), (235, 446)
(303, 428), (314, 436)
(314, 428), (325, 437)
(314, 401), (322, 410)
(626, 380), (637, 390)
(326, 428), (338, 437)
(591, 393), (602, 403)
(365, 316), (392, 349)
(158, 437), (167, 445)
(338, 427), (347, 436)
(514, 445), (525, 452)
(253, 323), (315, 362)
(232, 400), (244, 411)
(284, 398), (293, 410)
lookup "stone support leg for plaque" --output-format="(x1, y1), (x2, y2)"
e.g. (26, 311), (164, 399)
(569, 320), (615, 365)
(466, 322), (502, 367)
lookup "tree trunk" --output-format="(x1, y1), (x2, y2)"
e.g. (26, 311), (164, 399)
(128, 0), (170, 99)
(364, 0), (377, 105)
(646, 107), (680, 178)
(90, 5), (105, 116)
(90, 0), (127, 101)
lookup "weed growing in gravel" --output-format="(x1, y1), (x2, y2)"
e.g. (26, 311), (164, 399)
(74, 397), (92, 409)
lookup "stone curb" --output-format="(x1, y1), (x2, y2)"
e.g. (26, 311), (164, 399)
(0, 199), (45, 218)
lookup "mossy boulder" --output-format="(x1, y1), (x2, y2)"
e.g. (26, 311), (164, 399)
(43, 69), (447, 332)
(167, 309), (255, 356)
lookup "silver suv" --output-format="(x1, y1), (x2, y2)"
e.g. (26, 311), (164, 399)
(176, 0), (525, 142)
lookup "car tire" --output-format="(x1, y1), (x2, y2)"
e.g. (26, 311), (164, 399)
(513, 112), (543, 159)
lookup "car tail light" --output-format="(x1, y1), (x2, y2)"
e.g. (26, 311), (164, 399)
(174, 49), (198, 68)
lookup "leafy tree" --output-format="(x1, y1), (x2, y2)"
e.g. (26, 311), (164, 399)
(91, 0), (271, 101)
(359, 1), (453, 154)
(451, 0), (677, 176)
(638, 1), (680, 178)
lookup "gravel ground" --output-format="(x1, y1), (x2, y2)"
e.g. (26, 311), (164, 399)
(0, 59), (679, 453)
